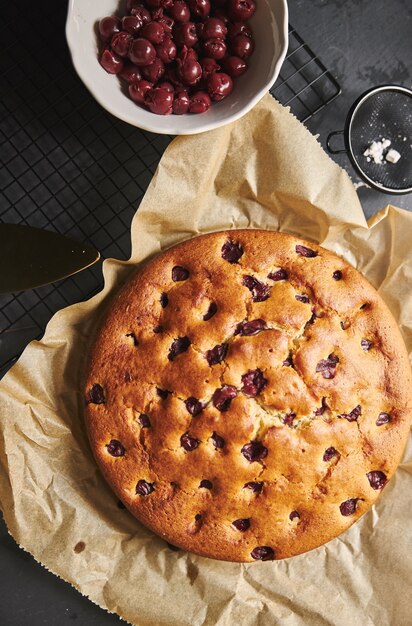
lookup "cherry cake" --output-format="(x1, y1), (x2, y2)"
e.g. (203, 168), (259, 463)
(84, 230), (412, 561)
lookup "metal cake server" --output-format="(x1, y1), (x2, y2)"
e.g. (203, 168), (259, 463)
(0, 224), (100, 294)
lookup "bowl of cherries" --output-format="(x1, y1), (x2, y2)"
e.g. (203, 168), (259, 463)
(66, 0), (288, 134)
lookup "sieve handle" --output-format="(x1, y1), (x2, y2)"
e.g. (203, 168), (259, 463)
(326, 130), (347, 154)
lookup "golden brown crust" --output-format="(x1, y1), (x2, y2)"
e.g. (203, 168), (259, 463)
(84, 230), (412, 562)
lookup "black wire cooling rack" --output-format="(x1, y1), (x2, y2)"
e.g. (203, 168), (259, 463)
(0, 2), (341, 376)
(270, 25), (341, 122)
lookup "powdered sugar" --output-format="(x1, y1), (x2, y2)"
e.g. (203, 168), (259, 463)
(363, 138), (402, 164)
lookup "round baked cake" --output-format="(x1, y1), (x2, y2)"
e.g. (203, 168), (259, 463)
(84, 230), (412, 562)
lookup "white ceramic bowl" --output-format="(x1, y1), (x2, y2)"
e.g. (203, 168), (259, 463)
(66, 0), (288, 135)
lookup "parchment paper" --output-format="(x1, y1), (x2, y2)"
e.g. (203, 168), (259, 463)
(1, 94), (411, 626)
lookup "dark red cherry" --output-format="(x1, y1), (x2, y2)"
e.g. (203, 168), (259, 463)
(141, 21), (166, 44)
(173, 90), (190, 114)
(189, 91), (211, 113)
(129, 6), (151, 26)
(203, 38), (227, 60)
(231, 34), (254, 59)
(100, 48), (124, 74)
(220, 55), (246, 77)
(169, 0), (191, 22)
(129, 38), (156, 66)
(141, 57), (165, 82)
(129, 79), (153, 103)
(156, 37), (177, 63)
(200, 57), (220, 80)
(228, 0), (256, 21)
(99, 16), (121, 42)
(158, 15), (175, 33)
(122, 15), (144, 36)
(207, 72), (233, 101)
(158, 81), (174, 92)
(173, 22), (198, 48)
(188, 0), (211, 19)
(119, 62), (142, 83)
(111, 31), (133, 57)
(227, 21), (252, 41)
(179, 60), (202, 85)
(202, 18), (227, 39)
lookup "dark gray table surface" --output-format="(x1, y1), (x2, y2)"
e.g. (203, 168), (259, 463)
(1, 0), (411, 624)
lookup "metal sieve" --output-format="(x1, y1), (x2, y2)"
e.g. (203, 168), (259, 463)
(326, 85), (412, 194)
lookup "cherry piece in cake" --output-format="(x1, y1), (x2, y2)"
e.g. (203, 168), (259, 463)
(243, 481), (263, 493)
(323, 447), (338, 461)
(211, 431), (225, 449)
(241, 368), (267, 397)
(251, 546), (275, 561)
(185, 397), (203, 416)
(296, 244), (318, 258)
(172, 265), (190, 281)
(376, 412), (391, 426)
(203, 301), (217, 321)
(338, 405), (361, 422)
(235, 319), (266, 336)
(231, 518), (250, 532)
(339, 498), (359, 516)
(168, 336), (191, 360)
(316, 353), (339, 379)
(221, 240), (244, 263)
(213, 385), (237, 411)
(180, 432), (200, 451)
(136, 480), (155, 496)
(206, 343), (228, 366)
(241, 441), (268, 462)
(106, 439), (126, 457)
(366, 471), (387, 490)
(242, 275), (270, 302)
(88, 384), (105, 404)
